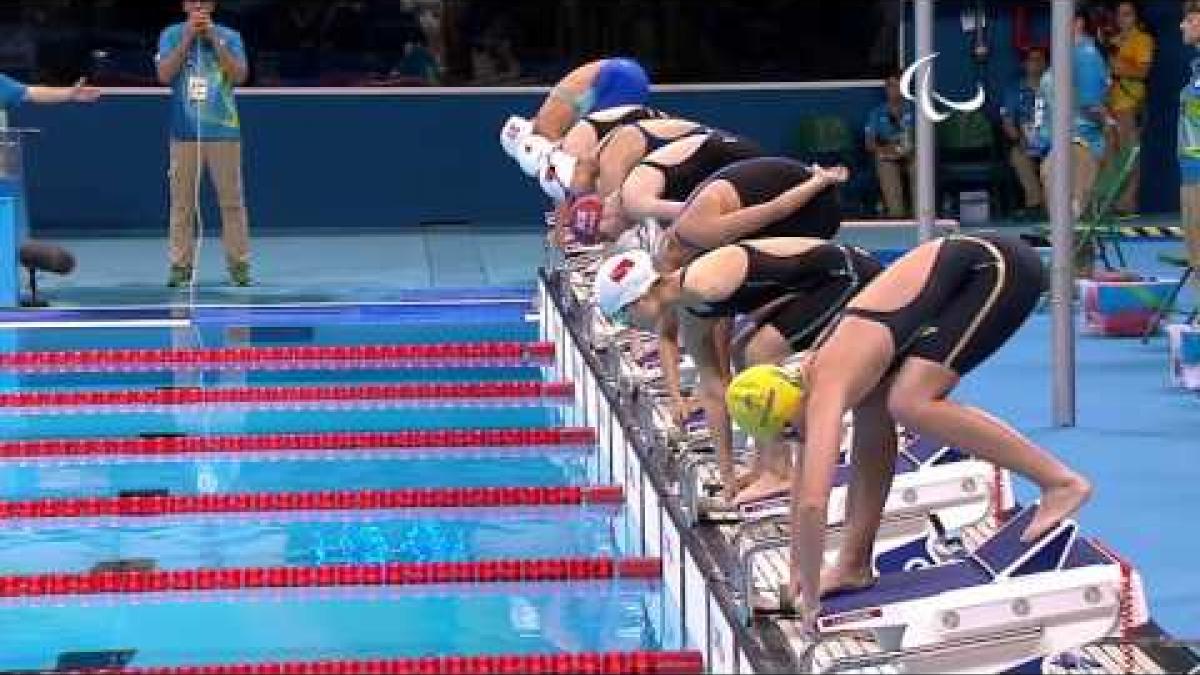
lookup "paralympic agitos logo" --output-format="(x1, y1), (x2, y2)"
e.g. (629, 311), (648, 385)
(900, 53), (986, 122)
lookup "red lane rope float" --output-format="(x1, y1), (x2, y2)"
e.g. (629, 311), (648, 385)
(0, 341), (557, 374)
(0, 382), (576, 411)
(0, 486), (626, 520)
(114, 650), (704, 675)
(0, 557), (662, 599)
(0, 428), (597, 462)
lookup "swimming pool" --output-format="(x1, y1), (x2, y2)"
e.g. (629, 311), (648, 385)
(0, 300), (685, 672)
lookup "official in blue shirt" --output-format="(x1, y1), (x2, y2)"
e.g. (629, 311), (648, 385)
(156, 0), (252, 288)
(865, 74), (916, 218)
(999, 47), (1048, 218)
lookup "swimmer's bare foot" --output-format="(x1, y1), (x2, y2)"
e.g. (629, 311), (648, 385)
(819, 565), (876, 598)
(734, 473), (790, 507)
(1021, 475), (1093, 543)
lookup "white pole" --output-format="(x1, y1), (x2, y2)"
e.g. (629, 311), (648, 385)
(915, 0), (936, 243)
(1051, 0), (1076, 426)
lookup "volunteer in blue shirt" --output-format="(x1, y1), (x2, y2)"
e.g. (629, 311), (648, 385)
(865, 74), (916, 218)
(1036, 5), (1111, 227)
(1180, 1), (1200, 295)
(999, 47), (1048, 220)
(156, 0), (252, 287)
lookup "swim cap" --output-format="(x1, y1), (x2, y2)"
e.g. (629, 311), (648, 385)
(500, 115), (533, 159)
(538, 149), (578, 203)
(569, 194), (604, 245)
(593, 249), (658, 319)
(725, 364), (804, 439)
(516, 135), (554, 177)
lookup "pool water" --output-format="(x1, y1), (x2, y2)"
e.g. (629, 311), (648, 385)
(0, 301), (678, 670)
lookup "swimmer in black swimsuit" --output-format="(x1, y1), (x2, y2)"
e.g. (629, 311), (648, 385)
(540, 118), (706, 205)
(723, 233), (1092, 626)
(553, 105), (671, 169)
(654, 157), (845, 273)
(591, 238), (881, 503)
(595, 130), (766, 242)
(530, 58), (653, 141)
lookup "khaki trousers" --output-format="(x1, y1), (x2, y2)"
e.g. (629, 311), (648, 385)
(168, 140), (250, 268)
(1008, 146), (1044, 209)
(875, 156), (914, 217)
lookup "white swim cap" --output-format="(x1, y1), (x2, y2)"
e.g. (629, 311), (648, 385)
(515, 135), (554, 177)
(538, 149), (578, 204)
(500, 115), (533, 158)
(594, 249), (659, 319)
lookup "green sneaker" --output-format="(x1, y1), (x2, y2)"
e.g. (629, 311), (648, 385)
(229, 262), (251, 287)
(167, 265), (192, 288)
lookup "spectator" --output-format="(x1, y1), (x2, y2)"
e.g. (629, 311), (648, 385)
(999, 47), (1049, 220)
(397, 39), (441, 85)
(1105, 0), (1154, 217)
(155, 0), (252, 287)
(864, 73), (915, 218)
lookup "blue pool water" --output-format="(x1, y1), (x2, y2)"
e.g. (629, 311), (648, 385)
(0, 304), (673, 670)
(0, 587), (661, 669)
(0, 456), (588, 500)
(0, 407), (564, 438)
(0, 513), (622, 573)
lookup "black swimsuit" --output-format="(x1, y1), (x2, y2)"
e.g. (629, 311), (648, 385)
(634, 121), (708, 153)
(641, 131), (765, 203)
(673, 157), (841, 254)
(839, 233), (1045, 376)
(684, 243), (883, 349)
(583, 106), (670, 140)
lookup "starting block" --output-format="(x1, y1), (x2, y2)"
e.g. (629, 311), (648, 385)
(1167, 323), (1200, 391)
(730, 437), (1006, 622)
(807, 506), (1149, 674)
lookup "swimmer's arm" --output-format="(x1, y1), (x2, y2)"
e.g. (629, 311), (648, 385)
(533, 88), (578, 141)
(788, 367), (848, 614)
(657, 311), (687, 419)
(680, 311), (738, 501)
(706, 175), (835, 246)
(621, 187), (687, 223)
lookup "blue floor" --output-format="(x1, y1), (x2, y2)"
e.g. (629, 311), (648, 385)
(19, 227), (1200, 637)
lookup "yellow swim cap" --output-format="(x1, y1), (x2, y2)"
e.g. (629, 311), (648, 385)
(726, 364), (804, 439)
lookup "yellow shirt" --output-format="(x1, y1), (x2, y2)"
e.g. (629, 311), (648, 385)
(1108, 27), (1155, 111)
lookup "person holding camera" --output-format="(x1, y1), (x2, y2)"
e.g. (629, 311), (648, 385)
(155, 0), (251, 287)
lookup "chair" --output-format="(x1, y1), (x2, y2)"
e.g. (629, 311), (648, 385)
(1141, 251), (1198, 343)
(1077, 143), (1141, 271)
(937, 109), (1005, 206)
(1032, 143), (1141, 275)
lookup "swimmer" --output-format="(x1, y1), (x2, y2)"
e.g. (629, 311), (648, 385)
(593, 238), (881, 503)
(594, 129), (766, 243)
(540, 117), (707, 205)
(724, 233), (1092, 627)
(533, 58), (652, 141)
